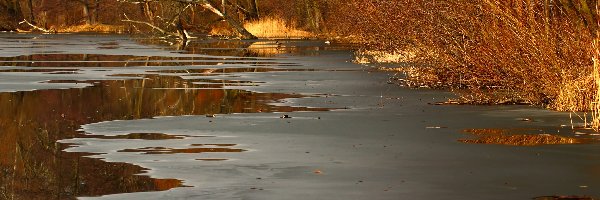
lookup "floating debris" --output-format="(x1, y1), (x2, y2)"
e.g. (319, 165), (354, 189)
(520, 118), (532, 122)
(195, 158), (228, 161)
(280, 114), (292, 119)
(425, 126), (447, 129)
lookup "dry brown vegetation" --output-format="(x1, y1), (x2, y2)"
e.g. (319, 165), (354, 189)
(56, 24), (125, 33)
(460, 128), (595, 146)
(328, 0), (598, 113)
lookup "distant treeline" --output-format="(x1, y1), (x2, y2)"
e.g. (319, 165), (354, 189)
(0, 0), (331, 34)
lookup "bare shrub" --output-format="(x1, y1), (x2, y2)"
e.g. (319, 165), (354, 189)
(328, 0), (597, 111)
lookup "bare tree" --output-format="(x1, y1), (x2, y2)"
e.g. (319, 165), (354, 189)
(82, 0), (92, 24)
(26, 0), (34, 24)
(121, 0), (257, 39)
(295, 0), (323, 32)
(247, 0), (258, 20)
(202, 0), (256, 39)
(230, 0), (259, 20)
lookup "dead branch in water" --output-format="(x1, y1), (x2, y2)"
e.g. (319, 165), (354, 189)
(18, 20), (53, 33)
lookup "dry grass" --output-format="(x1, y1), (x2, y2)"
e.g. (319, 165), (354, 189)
(57, 24), (125, 33)
(354, 50), (416, 64)
(460, 134), (587, 146)
(554, 74), (595, 112)
(243, 17), (313, 39)
(460, 128), (594, 146)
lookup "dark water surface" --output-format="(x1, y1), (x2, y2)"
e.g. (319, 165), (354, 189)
(0, 34), (334, 199)
(1, 33), (600, 200)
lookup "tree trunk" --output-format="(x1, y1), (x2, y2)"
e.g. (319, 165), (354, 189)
(222, 0), (226, 14)
(27, 0), (34, 24)
(223, 12), (257, 39)
(83, 0), (92, 25)
(247, 0), (259, 20)
(201, 1), (257, 39)
(300, 0), (323, 32)
(143, 2), (155, 23)
(93, 0), (99, 24)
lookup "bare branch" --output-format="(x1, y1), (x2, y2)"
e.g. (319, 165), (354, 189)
(200, 1), (224, 17)
(19, 20), (52, 33)
(119, 0), (257, 39)
(122, 14), (182, 38)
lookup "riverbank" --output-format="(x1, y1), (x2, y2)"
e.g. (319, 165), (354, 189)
(1, 33), (600, 199)
(323, 1), (600, 130)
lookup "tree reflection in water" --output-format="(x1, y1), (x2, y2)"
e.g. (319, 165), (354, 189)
(0, 73), (326, 199)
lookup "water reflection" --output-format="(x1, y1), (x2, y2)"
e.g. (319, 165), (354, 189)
(77, 133), (203, 140)
(147, 67), (314, 74)
(0, 68), (80, 73)
(118, 146), (245, 154)
(139, 39), (351, 57)
(0, 71), (327, 199)
(0, 54), (279, 67)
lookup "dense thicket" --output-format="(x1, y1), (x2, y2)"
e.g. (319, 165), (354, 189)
(327, 0), (598, 111)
